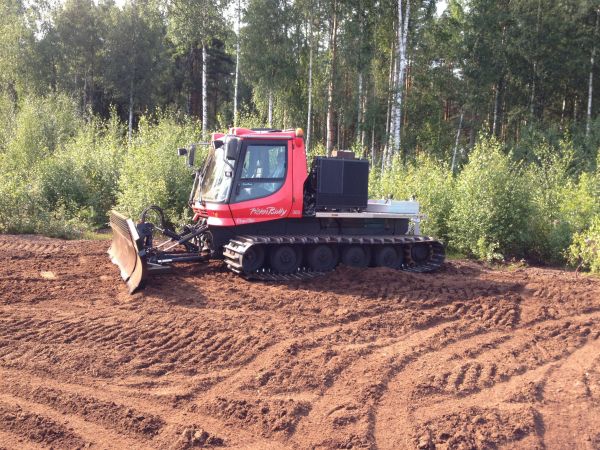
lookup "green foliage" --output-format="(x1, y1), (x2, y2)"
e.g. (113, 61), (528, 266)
(116, 113), (202, 224)
(371, 155), (455, 242)
(0, 170), (90, 238)
(0, 94), (202, 237)
(36, 114), (126, 224)
(2, 94), (81, 169)
(560, 172), (600, 234)
(524, 141), (574, 263)
(235, 110), (266, 130)
(306, 142), (327, 168)
(449, 137), (531, 260)
(569, 216), (600, 273)
(0, 91), (16, 151)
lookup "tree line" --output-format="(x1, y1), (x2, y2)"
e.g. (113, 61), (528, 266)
(1, 0), (599, 168)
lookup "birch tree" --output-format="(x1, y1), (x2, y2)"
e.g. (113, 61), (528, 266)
(387, 0), (410, 168)
(167, 0), (226, 137)
(241, 0), (295, 128)
(306, 14), (314, 152)
(233, 0), (241, 127)
(326, 0), (338, 155)
(104, 0), (165, 141)
(586, 7), (599, 139)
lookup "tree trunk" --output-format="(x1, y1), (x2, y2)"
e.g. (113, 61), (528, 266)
(202, 44), (208, 138)
(128, 78), (134, 143)
(82, 74), (87, 115)
(383, 42), (395, 171)
(530, 0), (542, 118)
(337, 109), (342, 150)
(370, 124), (375, 165)
(357, 71), (363, 146)
(492, 82), (500, 136)
(326, 0), (338, 155)
(268, 90), (273, 127)
(389, 0), (410, 167)
(233, 0), (240, 127)
(586, 8), (599, 138)
(306, 18), (313, 153)
(451, 111), (463, 173)
(360, 91), (366, 149)
(529, 63), (536, 118)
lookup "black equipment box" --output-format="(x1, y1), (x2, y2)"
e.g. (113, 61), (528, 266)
(310, 156), (369, 211)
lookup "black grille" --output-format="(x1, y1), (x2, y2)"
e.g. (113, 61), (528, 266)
(312, 156), (369, 211)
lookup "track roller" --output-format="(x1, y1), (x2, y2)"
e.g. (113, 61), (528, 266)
(374, 245), (401, 268)
(306, 244), (338, 271)
(268, 245), (302, 274)
(341, 245), (370, 268)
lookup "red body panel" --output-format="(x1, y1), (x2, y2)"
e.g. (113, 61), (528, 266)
(193, 203), (236, 227)
(192, 128), (308, 227)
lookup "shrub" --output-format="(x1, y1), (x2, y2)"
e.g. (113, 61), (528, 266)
(3, 94), (81, 170)
(0, 94), (91, 238)
(370, 154), (455, 242)
(0, 171), (89, 238)
(569, 215), (600, 273)
(27, 113), (126, 226)
(116, 113), (202, 224)
(0, 92), (16, 152)
(525, 141), (574, 263)
(448, 137), (531, 260)
(560, 172), (600, 234)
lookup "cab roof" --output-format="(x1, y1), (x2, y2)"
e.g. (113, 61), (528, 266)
(212, 128), (300, 141)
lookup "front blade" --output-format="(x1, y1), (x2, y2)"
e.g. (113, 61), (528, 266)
(108, 211), (147, 294)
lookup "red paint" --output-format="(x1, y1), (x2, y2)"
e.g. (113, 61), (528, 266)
(192, 129), (308, 227)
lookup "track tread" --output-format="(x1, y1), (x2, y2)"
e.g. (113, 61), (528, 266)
(223, 233), (445, 279)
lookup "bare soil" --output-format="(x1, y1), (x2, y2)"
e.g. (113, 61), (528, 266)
(1, 234), (599, 449)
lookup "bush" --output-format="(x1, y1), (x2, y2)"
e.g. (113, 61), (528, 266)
(372, 154), (455, 242)
(12, 112), (126, 229)
(525, 141), (574, 263)
(560, 171), (600, 234)
(116, 112), (202, 224)
(0, 171), (90, 238)
(0, 92), (16, 153)
(448, 137), (531, 260)
(569, 215), (600, 273)
(2, 94), (81, 170)
(0, 93), (92, 237)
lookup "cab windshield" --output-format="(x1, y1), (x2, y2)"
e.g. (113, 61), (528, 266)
(194, 146), (234, 203)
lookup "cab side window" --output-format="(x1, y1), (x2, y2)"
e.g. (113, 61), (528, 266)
(234, 144), (287, 202)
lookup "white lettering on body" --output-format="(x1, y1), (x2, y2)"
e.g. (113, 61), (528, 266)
(249, 207), (287, 216)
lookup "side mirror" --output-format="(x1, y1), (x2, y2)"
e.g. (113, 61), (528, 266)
(225, 137), (240, 160)
(187, 144), (196, 167)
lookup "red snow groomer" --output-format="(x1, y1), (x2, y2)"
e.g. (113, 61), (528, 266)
(109, 127), (445, 293)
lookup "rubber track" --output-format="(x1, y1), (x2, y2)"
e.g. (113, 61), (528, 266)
(222, 234), (445, 280)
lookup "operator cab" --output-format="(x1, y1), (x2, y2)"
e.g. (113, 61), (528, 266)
(193, 136), (288, 205)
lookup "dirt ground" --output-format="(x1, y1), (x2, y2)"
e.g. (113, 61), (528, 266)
(0, 234), (599, 450)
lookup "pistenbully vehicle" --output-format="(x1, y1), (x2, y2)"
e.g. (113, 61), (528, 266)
(109, 127), (445, 293)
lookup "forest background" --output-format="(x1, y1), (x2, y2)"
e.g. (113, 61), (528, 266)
(0, 0), (599, 271)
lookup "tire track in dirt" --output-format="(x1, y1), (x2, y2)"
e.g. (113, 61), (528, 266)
(1, 235), (600, 449)
(0, 398), (89, 449)
(0, 428), (45, 450)
(375, 312), (600, 449)
(538, 335), (600, 449)
(0, 367), (281, 450)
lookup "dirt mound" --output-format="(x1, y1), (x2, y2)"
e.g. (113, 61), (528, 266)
(0, 234), (599, 449)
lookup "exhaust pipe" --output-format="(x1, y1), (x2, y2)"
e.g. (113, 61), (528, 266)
(108, 210), (148, 294)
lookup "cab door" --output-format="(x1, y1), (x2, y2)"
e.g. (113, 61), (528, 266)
(228, 139), (293, 225)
